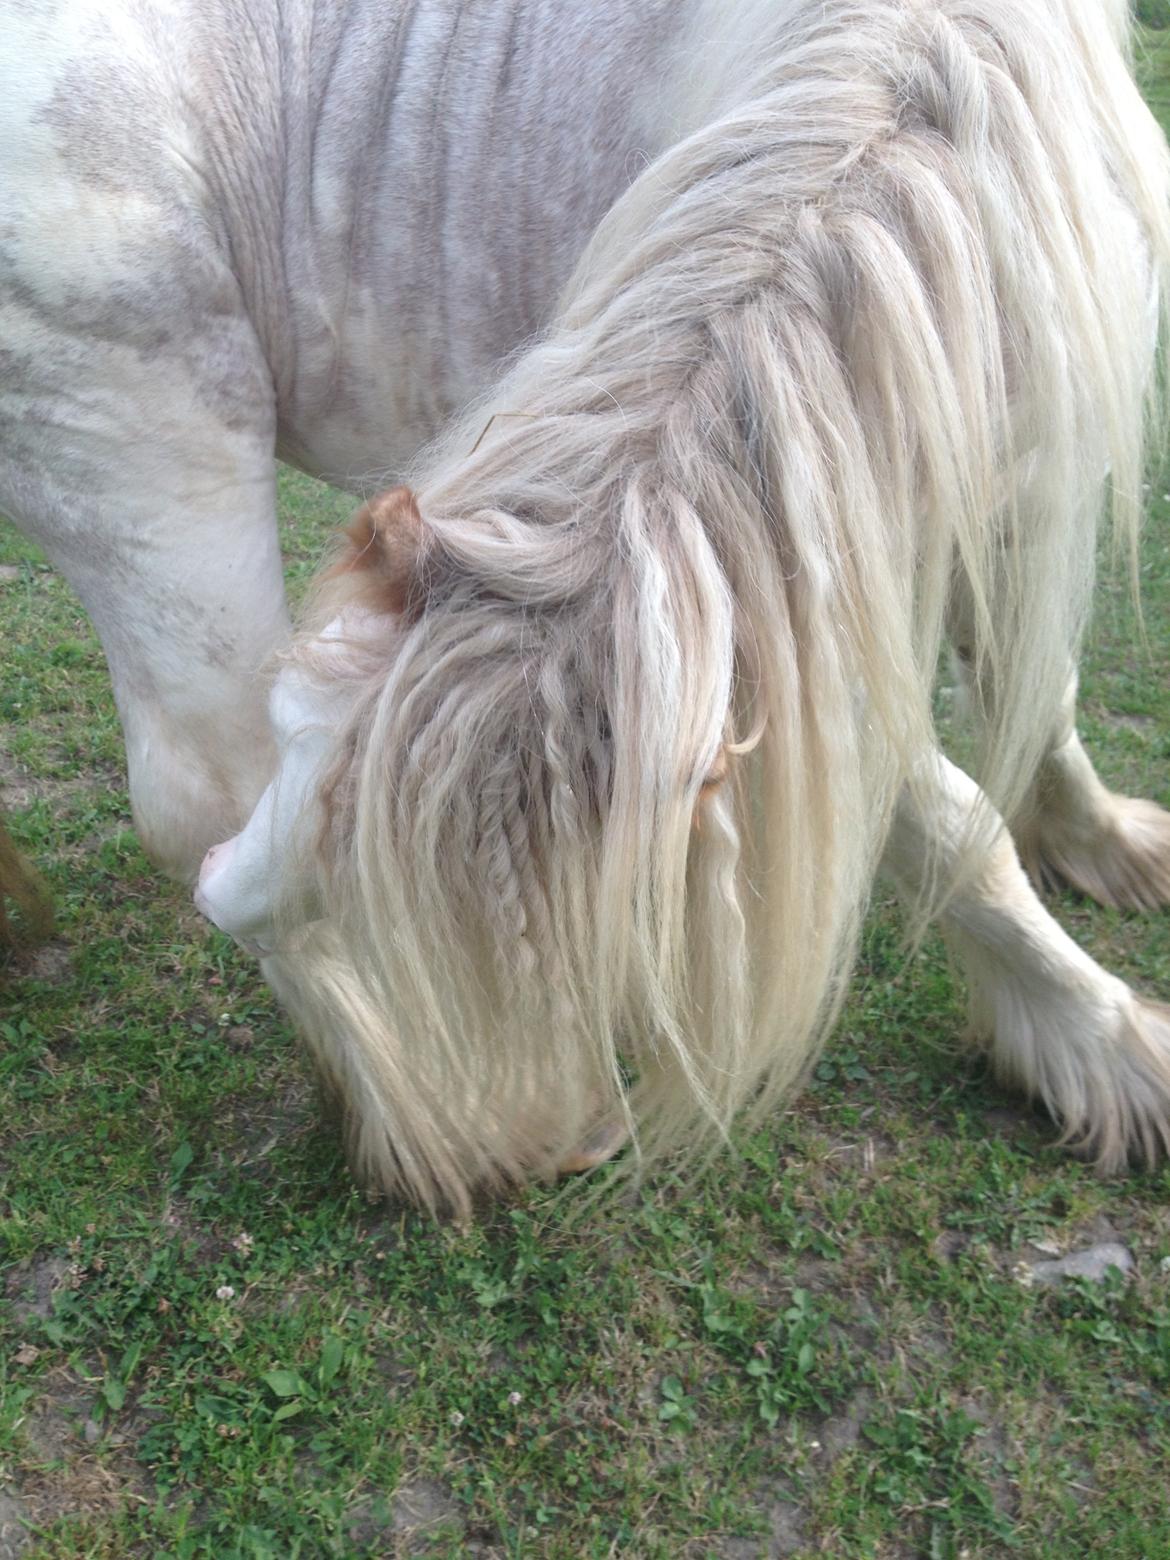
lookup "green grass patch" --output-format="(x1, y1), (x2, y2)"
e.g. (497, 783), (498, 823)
(1136, 0), (1170, 32)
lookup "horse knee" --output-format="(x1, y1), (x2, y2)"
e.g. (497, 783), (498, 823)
(125, 717), (275, 884)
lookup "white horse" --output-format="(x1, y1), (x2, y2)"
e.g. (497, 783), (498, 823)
(3, 0), (1170, 1213)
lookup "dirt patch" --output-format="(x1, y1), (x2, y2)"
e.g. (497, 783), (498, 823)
(980, 1105), (1041, 1148)
(5, 1255), (71, 1326)
(370, 1350), (419, 1396)
(346, 1476), (464, 1553)
(727, 1260), (792, 1306)
(0, 769), (119, 813)
(685, 1537), (767, 1559)
(392, 1477), (462, 1534)
(818, 1389), (875, 1461)
(25, 945), (73, 985)
(214, 1079), (317, 1180)
(931, 1230), (971, 1264)
(0, 1490), (31, 1560)
(767, 1500), (809, 1558)
(791, 1257), (839, 1295)
(1100, 711), (1156, 733)
(13, 1378), (151, 1537)
(819, 1130), (900, 1176)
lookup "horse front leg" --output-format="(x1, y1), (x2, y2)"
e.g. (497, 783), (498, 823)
(1, 341), (289, 884)
(884, 754), (1170, 1169)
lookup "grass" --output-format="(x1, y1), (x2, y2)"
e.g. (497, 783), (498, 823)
(3, 36), (1170, 1560)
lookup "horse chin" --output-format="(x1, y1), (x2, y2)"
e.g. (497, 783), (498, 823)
(195, 834), (276, 958)
(193, 886), (275, 960)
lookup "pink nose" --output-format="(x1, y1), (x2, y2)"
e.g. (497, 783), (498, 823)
(198, 837), (237, 889)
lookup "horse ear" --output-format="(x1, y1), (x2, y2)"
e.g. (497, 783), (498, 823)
(341, 486), (428, 617)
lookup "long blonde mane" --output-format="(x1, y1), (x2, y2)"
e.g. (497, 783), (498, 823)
(266, 0), (1170, 1214)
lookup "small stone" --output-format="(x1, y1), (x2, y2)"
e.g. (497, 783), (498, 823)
(83, 1419), (101, 1445)
(1027, 1242), (1133, 1286)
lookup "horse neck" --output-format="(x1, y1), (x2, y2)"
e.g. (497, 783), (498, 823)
(192, 0), (703, 483)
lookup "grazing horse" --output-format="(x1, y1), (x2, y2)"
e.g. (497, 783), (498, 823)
(3, 0), (1170, 1213)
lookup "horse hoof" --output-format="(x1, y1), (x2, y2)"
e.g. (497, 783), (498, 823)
(1023, 795), (1170, 912)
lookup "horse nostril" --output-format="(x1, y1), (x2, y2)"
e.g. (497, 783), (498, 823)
(200, 834), (241, 889)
